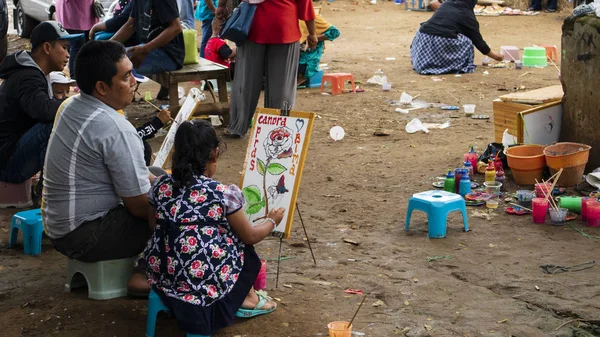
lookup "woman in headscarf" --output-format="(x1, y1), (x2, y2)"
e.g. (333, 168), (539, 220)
(410, 0), (503, 75)
(297, 15), (340, 86)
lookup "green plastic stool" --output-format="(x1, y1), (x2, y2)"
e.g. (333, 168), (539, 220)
(64, 258), (134, 300)
(523, 47), (548, 67)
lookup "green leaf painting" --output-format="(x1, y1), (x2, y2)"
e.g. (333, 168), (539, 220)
(257, 159), (266, 176)
(246, 200), (265, 215)
(267, 163), (287, 175)
(243, 186), (262, 204)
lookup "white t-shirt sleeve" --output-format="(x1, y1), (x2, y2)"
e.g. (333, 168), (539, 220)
(102, 130), (151, 197)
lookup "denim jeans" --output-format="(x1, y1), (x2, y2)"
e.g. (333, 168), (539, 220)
(177, 0), (195, 29)
(133, 47), (180, 75)
(529, 0), (557, 10)
(67, 29), (87, 80)
(200, 19), (212, 58)
(0, 123), (53, 184)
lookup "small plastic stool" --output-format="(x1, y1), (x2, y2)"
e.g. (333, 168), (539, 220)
(9, 208), (44, 256)
(539, 44), (558, 62)
(404, 190), (469, 238)
(0, 180), (32, 208)
(64, 258), (134, 300)
(306, 70), (324, 88)
(146, 289), (209, 337)
(320, 73), (356, 95)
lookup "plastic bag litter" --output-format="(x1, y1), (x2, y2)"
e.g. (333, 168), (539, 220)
(502, 128), (517, 149)
(367, 69), (388, 86)
(405, 118), (450, 133)
(400, 92), (413, 105)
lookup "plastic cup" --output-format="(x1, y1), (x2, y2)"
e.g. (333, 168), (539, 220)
(532, 198), (548, 224)
(549, 207), (568, 226)
(534, 182), (552, 198)
(557, 197), (582, 213)
(515, 60), (523, 69)
(328, 321), (352, 337)
(382, 83), (392, 91)
(586, 200), (600, 227)
(463, 104), (476, 116)
(254, 260), (267, 290)
(581, 197), (591, 221)
(517, 190), (535, 208)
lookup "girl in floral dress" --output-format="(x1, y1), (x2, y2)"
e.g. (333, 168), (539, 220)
(144, 120), (285, 335)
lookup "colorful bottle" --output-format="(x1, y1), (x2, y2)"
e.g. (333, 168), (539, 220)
(459, 174), (471, 197)
(444, 170), (455, 193)
(493, 154), (504, 172)
(495, 168), (506, 191)
(454, 168), (468, 194)
(463, 160), (474, 179)
(485, 161), (496, 183)
(463, 146), (478, 172)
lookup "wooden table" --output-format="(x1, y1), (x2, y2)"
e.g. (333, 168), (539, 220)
(151, 58), (231, 123)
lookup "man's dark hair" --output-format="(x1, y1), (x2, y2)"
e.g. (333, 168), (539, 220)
(31, 40), (56, 54)
(75, 40), (127, 95)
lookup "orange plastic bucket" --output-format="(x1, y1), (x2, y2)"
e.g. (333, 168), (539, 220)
(504, 145), (546, 185)
(327, 321), (352, 337)
(544, 142), (591, 187)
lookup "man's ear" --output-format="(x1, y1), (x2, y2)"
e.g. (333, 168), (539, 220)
(94, 81), (109, 96)
(42, 42), (52, 55)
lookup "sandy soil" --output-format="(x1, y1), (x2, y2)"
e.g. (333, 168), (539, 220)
(2, 2), (600, 337)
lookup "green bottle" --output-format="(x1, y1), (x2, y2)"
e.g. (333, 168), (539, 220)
(444, 169), (455, 193)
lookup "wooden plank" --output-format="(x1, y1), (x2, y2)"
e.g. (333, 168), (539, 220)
(499, 85), (564, 104)
(492, 100), (532, 143)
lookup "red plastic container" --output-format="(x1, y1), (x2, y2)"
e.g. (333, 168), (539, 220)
(581, 197), (591, 221)
(535, 183), (552, 198)
(532, 198), (548, 224)
(463, 146), (478, 172)
(586, 201), (600, 228)
(254, 259), (267, 290)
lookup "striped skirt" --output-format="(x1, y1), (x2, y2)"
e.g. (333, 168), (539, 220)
(410, 31), (476, 75)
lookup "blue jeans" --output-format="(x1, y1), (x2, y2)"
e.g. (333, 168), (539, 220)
(529, 0), (557, 10)
(177, 0), (195, 29)
(67, 29), (86, 80)
(200, 19), (212, 58)
(0, 123), (53, 184)
(133, 47), (180, 75)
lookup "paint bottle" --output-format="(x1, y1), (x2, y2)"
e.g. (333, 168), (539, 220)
(485, 161), (496, 183)
(495, 168), (506, 191)
(463, 160), (474, 179)
(459, 174), (472, 197)
(454, 168), (468, 194)
(493, 154), (504, 172)
(444, 170), (455, 193)
(463, 145), (478, 173)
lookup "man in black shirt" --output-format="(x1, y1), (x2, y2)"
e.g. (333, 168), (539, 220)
(111, 0), (185, 98)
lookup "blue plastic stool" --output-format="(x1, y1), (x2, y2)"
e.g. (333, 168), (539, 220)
(404, 190), (469, 238)
(146, 289), (209, 337)
(305, 70), (324, 88)
(9, 208), (44, 256)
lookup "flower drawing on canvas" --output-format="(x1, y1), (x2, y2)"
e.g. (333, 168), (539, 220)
(242, 126), (293, 218)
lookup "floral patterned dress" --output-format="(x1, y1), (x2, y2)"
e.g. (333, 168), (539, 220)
(144, 174), (261, 334)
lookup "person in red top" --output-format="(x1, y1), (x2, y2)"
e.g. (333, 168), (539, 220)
(216, 0), (317, 138)
(204, 19), (236, 75)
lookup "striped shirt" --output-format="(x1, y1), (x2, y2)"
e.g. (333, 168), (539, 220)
(42, 94), (150, 239)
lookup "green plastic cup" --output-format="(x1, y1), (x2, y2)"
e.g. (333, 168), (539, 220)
(558, 197), (582, 214)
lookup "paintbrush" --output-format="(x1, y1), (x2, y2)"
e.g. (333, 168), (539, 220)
(445, 89), (462, 105)
(347, 294), (367, 329)
(509, 202), (532, 212)
(142, 98), (163, 111)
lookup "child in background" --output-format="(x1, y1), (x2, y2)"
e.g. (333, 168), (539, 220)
(49, 71), (76, 100)
(144, 120), (282, 336)
(204, 19), (235, 79)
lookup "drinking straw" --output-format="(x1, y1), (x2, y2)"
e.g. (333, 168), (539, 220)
(347, 294), (368, 329)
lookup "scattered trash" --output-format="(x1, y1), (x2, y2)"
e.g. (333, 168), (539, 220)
(403, 300), (410, 305)
(441, 105), (460, 110)
(385, 57), (396, 61)
(283, 284), (293, 288)
(498, 319), (508, 323)
(455, 74), (462, 77)
(382, 82), (392, 91)
(343, 238), (360, 246)
(471, 210), (493, 220)
(471, 114), (490, 119)
(540, 261), (596, 274)
(330, 126), (345, 141)
(367, 69), (388, 86)
(432, 77), (444, 82)
(344, 289), (364, 295)
(483, 71), (489, 76)
(373, 131), (390, 137)
(313, 280), (333, 286)
(535, 285), (540, 291)
(372, 300), (385, 307)
(405, 118), (451, 134)
(427, 255), (452, 262)
(424, 324), (432, 331)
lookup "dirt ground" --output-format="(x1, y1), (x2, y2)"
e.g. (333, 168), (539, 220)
(2, 2), (600, 337)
